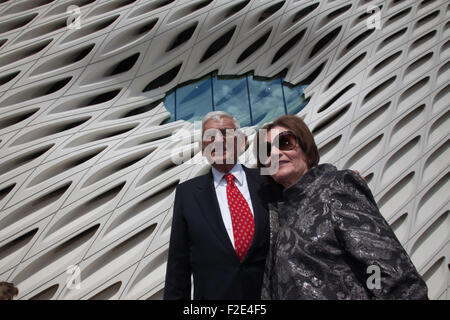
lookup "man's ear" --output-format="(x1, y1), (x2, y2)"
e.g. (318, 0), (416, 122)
(237, 132), (248, 153)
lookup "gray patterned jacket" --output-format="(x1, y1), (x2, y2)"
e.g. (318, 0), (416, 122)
(261, 163), (428, 300)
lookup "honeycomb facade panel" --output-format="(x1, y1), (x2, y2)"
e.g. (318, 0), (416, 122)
(0, 0), (448, 300)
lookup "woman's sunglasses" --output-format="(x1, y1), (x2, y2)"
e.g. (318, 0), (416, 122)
(265, 131), (301, 158)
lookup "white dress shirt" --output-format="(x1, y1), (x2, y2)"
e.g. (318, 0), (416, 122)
(211, 163), (255, 249)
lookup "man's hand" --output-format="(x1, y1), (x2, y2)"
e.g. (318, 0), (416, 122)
(353, 170), (368, 181)
(0, 282), (18, 300)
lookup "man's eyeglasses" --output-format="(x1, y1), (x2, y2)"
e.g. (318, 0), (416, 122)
(265, 131), (301, 158)
(202, 128), (237, 143)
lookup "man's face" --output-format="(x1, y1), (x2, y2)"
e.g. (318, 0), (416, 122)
(201, 117), (244, 166)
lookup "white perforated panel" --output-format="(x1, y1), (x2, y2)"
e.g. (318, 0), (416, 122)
(0, 0), (448, 300)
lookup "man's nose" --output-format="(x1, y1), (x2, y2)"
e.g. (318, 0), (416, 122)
(215, 132), (225, 142)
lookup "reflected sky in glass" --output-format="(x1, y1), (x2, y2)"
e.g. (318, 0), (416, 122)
(284, 84), (309, 114)
(163, 73), (309, 126)
(164, 91), (176, 122)
(213, 76), (251, 127)
(176, 76), (212, 122)
(248, 76), (285, 127)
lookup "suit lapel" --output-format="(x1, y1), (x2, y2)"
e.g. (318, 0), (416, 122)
(194, 167), (269, 263)
(194, 171), (238, 259)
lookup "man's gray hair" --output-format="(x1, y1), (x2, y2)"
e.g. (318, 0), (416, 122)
(201, 111), (240, 132)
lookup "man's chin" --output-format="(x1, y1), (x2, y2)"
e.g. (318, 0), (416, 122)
(209, 156), (236, 166)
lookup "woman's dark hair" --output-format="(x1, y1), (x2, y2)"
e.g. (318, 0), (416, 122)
(256, 115), (320, 175)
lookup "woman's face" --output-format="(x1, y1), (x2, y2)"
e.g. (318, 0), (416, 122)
(265, 126), (309, 188)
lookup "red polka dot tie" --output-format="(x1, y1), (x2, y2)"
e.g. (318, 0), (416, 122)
(225, 173), (255, 262)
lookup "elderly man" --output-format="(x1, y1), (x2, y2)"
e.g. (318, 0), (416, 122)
(164, 111), (273, 300)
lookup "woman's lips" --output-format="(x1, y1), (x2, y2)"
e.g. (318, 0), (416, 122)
(278, 160), (290, 167)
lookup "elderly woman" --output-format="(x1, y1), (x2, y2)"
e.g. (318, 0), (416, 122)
(257, 115), (428, 300)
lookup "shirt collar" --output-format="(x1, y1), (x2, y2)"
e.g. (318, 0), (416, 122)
(211, 163), (245, 189)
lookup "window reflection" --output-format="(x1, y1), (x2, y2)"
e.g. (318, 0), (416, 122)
(283, 83), (309, 114)
(248, 76), (285, 127)
(176, 76), (212, 122)
(163, 73), (308, 126)
(213, 76), (251, 127)
(164, 91), (176, 122)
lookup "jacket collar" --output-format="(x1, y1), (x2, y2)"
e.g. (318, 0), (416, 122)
(283, 163), (337, 199)
(211, 163), (245, 188)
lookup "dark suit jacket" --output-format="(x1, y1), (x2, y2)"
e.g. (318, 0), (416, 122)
(164, 166), (272, 300)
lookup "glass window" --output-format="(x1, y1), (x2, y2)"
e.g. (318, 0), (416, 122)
(162, 72), (309, 127)
(248, 76), (285, 127)
(164, 91), (176, 122)
(175, 76), (212, 123)
(212, 75), (251, 127)
(283, 83), (309, 114)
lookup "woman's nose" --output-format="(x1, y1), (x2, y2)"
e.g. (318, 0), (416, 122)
(264, 145), (279, 166)
(270, 144), (281, 157)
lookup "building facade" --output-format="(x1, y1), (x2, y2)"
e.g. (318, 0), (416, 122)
(0, 0), (448, 299)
